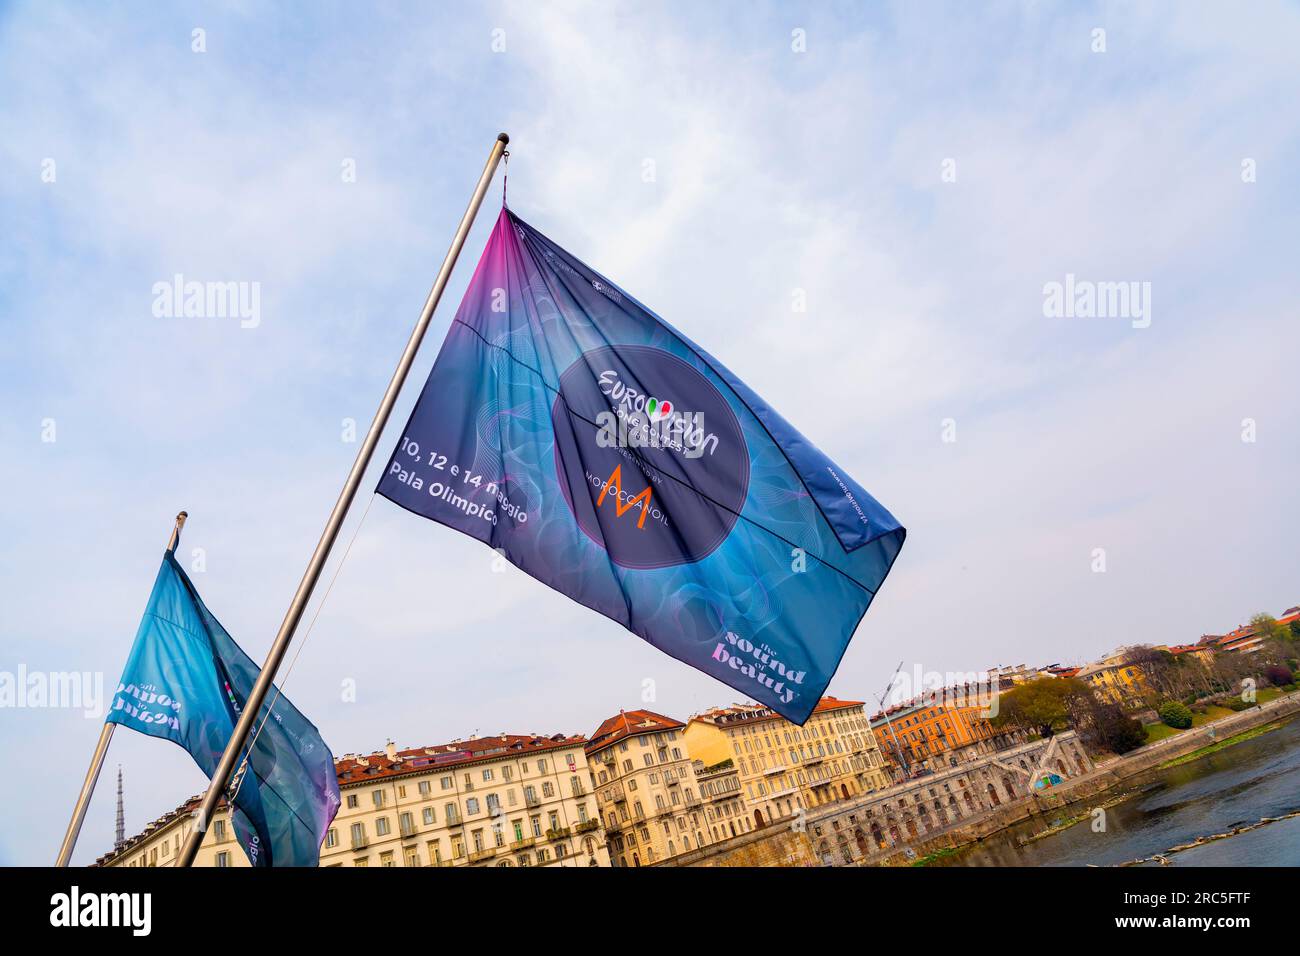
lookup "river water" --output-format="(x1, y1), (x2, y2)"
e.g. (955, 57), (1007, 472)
(935, 714), (1300, 866)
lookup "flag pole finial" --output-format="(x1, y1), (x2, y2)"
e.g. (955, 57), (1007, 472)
(168, 511), (188, 553)
(497, 132), (510, 145)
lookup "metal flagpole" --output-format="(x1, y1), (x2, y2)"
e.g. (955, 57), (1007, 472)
(55, 510), (189, 866)
(178, 133), (510, 867)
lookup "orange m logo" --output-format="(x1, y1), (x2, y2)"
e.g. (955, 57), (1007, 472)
(599, 464), (653, 530)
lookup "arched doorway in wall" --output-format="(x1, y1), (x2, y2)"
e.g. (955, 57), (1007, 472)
(753, 809), (765, 829)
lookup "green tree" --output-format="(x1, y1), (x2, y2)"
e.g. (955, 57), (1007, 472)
(1250, 613), (1288, 644)
(1158, 700), (1193, 729)
(993, 677), (1087, 738)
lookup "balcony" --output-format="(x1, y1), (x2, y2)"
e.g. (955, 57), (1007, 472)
(545, 826), (571, 842)
(605, 784), (627, 803)
(445, 810), (463, 827)
(665, 775), (680, 787)
(351, 836), (369, 851)
(400, 821), (419, 839)
(468, 847), (496, 864)
(576, 819), (600, 834)
(510, 836), (536, 850)
(684, 796), (702, 809)
(524, 793), (542, 809)
(571, 782), (587, 796)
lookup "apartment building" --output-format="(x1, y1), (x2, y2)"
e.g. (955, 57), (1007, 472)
(683, 697), (891, 828)
(869, 685), (1017, 777)
(97, 733), (610, 868)
(586, 710), (714, 867)
(693, 757), (752, 843)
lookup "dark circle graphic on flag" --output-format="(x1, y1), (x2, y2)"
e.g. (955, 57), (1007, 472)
(552, 345), (749, 569)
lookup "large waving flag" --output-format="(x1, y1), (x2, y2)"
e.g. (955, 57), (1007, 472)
(107, 552), (340, 865)
(378, 207), (905, 723)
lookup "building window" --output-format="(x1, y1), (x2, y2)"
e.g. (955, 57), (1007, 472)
(423, 807), (435, 825)
(375, 817), (390, 836)
(372, 790), (385, 808)
(325, 828), (338, 848)
(215, 851), (230, 868)
(346, 793), (358, 809)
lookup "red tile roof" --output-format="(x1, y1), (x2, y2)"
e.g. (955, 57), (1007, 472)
(335, 733), (588, 783)
(585, 710), (684, 756)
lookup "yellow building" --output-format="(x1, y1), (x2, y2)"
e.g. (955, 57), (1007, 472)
(586, 709), (717, 867)
(98, 734), (610, 868)
(683, 697), (891, 829)
(1076, 651), (1153, 711)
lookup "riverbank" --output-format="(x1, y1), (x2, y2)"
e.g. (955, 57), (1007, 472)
(889, 689), (1300, 867)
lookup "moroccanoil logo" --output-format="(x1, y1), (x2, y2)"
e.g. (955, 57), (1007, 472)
(591, 464), (661, 530)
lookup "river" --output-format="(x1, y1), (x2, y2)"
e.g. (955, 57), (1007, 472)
(934, 714), (1300, 866)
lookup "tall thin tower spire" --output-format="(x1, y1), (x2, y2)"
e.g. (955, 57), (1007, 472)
(114, 766), (125, 848)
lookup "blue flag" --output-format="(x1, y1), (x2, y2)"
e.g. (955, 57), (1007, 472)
(378, 208), (905, 724)
(107, 552), (340, 866)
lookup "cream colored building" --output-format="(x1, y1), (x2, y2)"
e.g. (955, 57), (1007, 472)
(95, 795), (244, 868)
(684, 697), (891, 828)
(98, 734), (610, 868)
(693, 758), (752, 843)
(586, 710), (718, 867)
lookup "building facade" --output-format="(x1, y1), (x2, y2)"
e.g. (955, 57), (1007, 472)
(683, 697), (891, 829)
(869, 686), (1019, 778)
(693, 758), (752, 844)
(586, 710), (716, 867)
(661, 732), (1096, 867)
(1076, 651), (1153, 711)
(98, 733), (610, 868)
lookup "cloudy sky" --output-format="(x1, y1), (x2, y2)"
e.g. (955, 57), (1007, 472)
(1, 1), (1297, 865)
